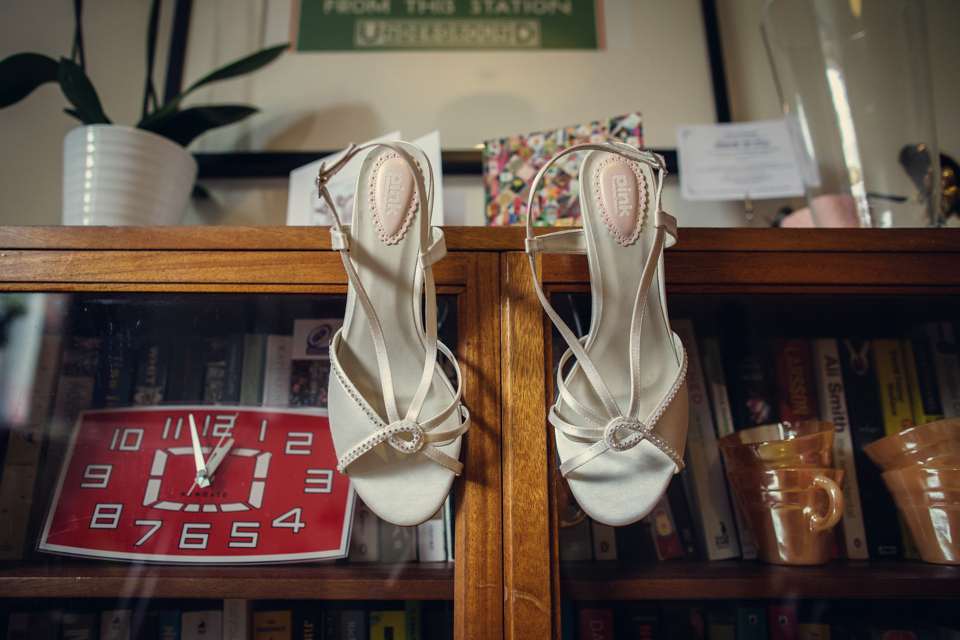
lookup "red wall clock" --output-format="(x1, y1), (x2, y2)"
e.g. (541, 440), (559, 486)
(38, 406), (354, 564)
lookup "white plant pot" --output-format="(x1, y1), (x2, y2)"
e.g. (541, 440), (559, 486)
(62, 124), (198, 226)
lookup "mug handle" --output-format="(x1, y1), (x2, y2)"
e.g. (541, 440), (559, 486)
(808, 475), (844, 533)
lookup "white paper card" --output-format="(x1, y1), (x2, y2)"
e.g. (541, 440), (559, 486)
(285, 131), (445, 225)
(676, 120), (805, 201)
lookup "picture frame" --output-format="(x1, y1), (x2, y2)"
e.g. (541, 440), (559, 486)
(164, 0), (731, 178)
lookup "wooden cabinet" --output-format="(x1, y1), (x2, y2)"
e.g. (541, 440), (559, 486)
(2, 226), (960, 639)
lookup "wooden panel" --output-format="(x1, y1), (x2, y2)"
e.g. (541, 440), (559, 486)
(560, 560), (960, 601)
(454, 253), (505, 640)
(0, 564), (453, 600)
(3, 226), (959, 254)
(501, 252), (556, 640)
(0, 251), (469, 286)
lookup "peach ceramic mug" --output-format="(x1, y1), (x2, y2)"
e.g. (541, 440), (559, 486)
(864, 416), (960, 472)
(727, 468), (844, 565)
(717, 421), (835, 470)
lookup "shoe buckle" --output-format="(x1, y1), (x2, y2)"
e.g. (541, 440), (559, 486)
(603, 417), (650, 452)
(387, 419), (426, 454)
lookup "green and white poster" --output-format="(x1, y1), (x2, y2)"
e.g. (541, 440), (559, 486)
(295, 0), (600, 51)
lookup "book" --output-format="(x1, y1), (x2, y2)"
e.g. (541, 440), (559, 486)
(201, 334), (245, 404)
(91, 334), (138, 409)
(158, 611), (181, 640)
(558, 517), (593, 562)
(642, 494), (684, 560)
(590, 518), (618, 561)
(182, 611), (222, 640)
(577, 607), (614, 640)
(262, 335), (293, 407)
(380, 521), (417, 563)
(873, 339), (916, 436)
(660, 604), (705, 640)
(131, 613), (158, 640)
(918, 321), (960, 418)
(100, 610), (132, 640)
(722, 335), (778, 431)
(767, 604), (798, 640)
(702, 336), (759, 560)
(902, 336), (944, 425)
(291, 609), (321, 640)
(239, 334), (268, 405)
(736, 606), (768, 640)
(62, 613), (98, 640)
(223, 600), (250, 640)
(769, 338), (820, 422)
(289, 359), (331, 408)
(797, 622), (830, 640)
(810, 338), (869, 560)
(618, 604), (659, 639)
(839, 339), (902, 558)
(416, 504), (448, 562)
(349, 499), (381, 562)
(706, 604), (736, 640)
(665, 469), (700, 559)
(164, 336), (207, 402)
(131, 337), (169, 405)
(404, 601), (420, 640)
(673, 318), (741, 561)
(339, 610), (367, 640)
(369, 611), (404, 640)
(872, 338), (920, 558)
(252, 611), (290, 640)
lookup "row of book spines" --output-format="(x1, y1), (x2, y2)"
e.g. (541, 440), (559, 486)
(676, 317), (960, 562)
(63, 331), (333, 416)
(562, 601), (956, 640)
(348, 497), (454, 564)
(5, 600), (452, 640)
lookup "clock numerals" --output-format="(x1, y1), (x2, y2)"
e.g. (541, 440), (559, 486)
(285, 431), (313, 455)
(109, 427), (144, 451)
(134, 519), (163, 546)
(179, 522), (212, 550)
(90, 503), (123, 529)
(229, 522), (260, 548)
(304, 469), (333, 494)
(80, 464), (113, 489)
(272, 507), (306, 533)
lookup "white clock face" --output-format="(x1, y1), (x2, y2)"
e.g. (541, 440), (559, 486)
(38, 406), (354, 564)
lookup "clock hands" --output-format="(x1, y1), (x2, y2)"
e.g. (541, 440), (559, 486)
(188, 414), (209, 490)
(204, 431), (235, 479)
(187, 413), (236, 494)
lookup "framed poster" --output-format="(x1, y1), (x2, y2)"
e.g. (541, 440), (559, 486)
(167, 0), (729, 177)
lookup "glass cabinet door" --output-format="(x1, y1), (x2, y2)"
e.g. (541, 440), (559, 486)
(0, 228), (503, 640)
(502, 230), (960, 640)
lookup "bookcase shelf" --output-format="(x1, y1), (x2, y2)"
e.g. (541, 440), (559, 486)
(0, 563), (454, 600)
(559, 560), (960, 601)
(2, 226), (959, 639)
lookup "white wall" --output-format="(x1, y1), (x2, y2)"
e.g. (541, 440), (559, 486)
(2, 0), (956, 227)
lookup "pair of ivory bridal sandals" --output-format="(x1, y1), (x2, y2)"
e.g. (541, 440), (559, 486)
(320, 141), (469, 527)
(525, 140), (689, 526)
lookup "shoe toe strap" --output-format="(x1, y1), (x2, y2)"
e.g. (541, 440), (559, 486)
(553, 337), (688, 476)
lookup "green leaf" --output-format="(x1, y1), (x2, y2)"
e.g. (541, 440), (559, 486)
(63, 107), (85, 122)
(148, 105), (258, 147)
(138, 44), (286, 130)
(183, 43), (287, 95)
(0, 52), (59, 109)
(57, 57), (110, 124)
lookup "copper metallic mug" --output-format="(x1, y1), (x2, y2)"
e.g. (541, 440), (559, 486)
(716, 420), (835, 470)
(727, 468), (844, 565)
(881, 464), (960, 564)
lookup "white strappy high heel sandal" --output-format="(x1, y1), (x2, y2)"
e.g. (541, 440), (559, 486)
(320, 141), (470, 527)
(525, 140), (688, 526)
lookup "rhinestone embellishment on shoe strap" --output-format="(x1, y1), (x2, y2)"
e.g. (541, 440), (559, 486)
(603, 416), (653, 452)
